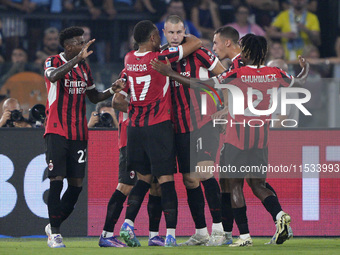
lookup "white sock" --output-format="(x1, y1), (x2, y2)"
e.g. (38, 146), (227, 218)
(166, 228), (176, 238)
(102, 231), (113, 238)
(212, 222), (223, 232)
(240, 233), (250, 240)
(276, 211), (285, 222)
(196, 227), (208, 236)
(124, 219), (134, 227)
(149, 231), (159, 239)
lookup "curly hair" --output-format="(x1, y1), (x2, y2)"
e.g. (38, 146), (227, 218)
(59, 26), (84, 48)
(240, 34), (268, 68)
(133, 20), (156, 45)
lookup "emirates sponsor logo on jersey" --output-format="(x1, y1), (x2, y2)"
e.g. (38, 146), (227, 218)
(65, 79), (87, 94)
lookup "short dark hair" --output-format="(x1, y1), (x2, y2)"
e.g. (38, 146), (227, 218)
(165, 15), (184, 25)
(240, 34), (268, 68)
(59, 26), (84, 48)
(96, 100), (112, 112)
(214, 26), (239, 44)
(133, 20), (156, 45)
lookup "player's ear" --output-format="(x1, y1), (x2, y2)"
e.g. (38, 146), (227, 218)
(162, 28), (166, 36)
(225, 39), (231, 47)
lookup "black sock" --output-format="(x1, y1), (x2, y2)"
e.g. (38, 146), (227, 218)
(147, 194), (162, 232)
(265, 182), (278, 197)
(221, 193), (234, 232)
(186, 186), (206, 229)
(160, 181), (178, 229)
(263, 195), (282, 222)
(125, 180), (150, 222)
(60, 185), (82, 223)
(233, 206), (249, 235)
(201, 177), (222, 223)
(103, 190), (127, 232)
(48, 180), (63, 234)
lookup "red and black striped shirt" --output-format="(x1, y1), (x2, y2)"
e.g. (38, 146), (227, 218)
(44, 53), (95, 140)
(124, 47), (183, 127)
(216, 65), (294, 149)
(228, 53), (244, 71)
(171, 47), (219, 133)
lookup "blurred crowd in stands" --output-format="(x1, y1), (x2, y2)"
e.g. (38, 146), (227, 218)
(0, 0), (340, 128)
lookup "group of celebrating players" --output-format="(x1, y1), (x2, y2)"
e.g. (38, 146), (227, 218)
(42, 14), (309, 248)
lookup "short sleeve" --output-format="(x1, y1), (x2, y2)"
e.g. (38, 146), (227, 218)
(158, 45), (184, 63)
(196, 47), (218, 71)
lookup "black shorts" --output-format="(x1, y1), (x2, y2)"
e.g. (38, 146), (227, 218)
(175, 132), (195, 174)
(127, 120), (176, 177)
(219, 143), (268, 179)
(119, 146), (137, 185)
(175, 121), (220, 174)
(194, 121), (220, 162)
(45, 134), (87, 178)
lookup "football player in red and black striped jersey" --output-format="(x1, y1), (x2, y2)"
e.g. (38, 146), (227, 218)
(118, 20), (202, 247)
(212, 26), (282, 244)
(43, 26), (124, 248)
(163, 15), (227, 246)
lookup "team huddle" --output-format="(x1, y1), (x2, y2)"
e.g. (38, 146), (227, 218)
(43, 16), (309, 248)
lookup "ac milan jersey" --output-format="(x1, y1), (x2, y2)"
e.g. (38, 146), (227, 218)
(171, 47), (219, 133)
(216, 65), (294, 149)
(44, 53), (95, 140)
(124, 46), (183, 127)
(118, 110), (129, 149)
(228, 53), (244, 71)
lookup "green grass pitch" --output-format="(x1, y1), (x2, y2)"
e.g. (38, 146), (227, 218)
(0, 237), (339, 255)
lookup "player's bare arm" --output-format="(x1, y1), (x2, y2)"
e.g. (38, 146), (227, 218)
(292, 55), (310, 87)
(151, 57), (216, 90)
(86, 78), (125, 104)
(46, 39), (95, 83)
(112, 93), (128, 113)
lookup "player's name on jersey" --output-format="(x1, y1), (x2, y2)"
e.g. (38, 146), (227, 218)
(126, 64), (147, 72)
(241, 74), (277, 83)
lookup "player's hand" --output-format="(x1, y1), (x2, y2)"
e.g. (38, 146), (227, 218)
(111, 78), (126, 93)
(151, 57), (172, 76)
(298, 55), (309, 69)
(79, 39), (95, 60)
(88, 111), (99, 128)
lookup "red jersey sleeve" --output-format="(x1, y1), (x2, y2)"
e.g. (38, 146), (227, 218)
(195, 47), (219, 71)
(214, 68), (238, 84)
(158, 45), (184, 63)
(273, 67), (294, 88)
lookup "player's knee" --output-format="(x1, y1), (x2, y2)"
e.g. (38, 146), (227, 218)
(116, 183), (133, 196)
(149, 183), (161, 196)
(182, 174), (199, 189)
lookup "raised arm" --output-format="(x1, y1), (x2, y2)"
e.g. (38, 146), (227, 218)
(151, 57), (216, 89)
(292, 55), (310, 87)
(46, 39), (95, 83)
(181, 34), (202, 59)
